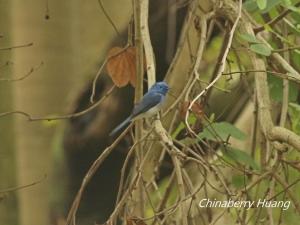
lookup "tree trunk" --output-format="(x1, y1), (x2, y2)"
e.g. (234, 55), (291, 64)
(0, 1), (18, 224)
(12, 1), (76, 224)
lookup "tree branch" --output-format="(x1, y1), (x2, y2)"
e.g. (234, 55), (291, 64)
(221, 0), (300, 151)
(185, 0), (242, 135)
(270, 127), (300, 151)
(254, 2), (300, 33)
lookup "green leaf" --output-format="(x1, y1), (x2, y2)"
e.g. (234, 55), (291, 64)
(208, 113), (215, 122)
(243, 0), (258, 12)
(263, 0), (282, 12)
(198, 122), (246, 141)
(256, 0), (267, 10)
(250, 43), (272, 56)
(172, 122), (184, 139)
(222, 147), (260, 171)
(288, 103), (300, 135)
(180, 137), (198, 145)
(282, 0), (292, 7)
(291, 11), (300, 24)
(188, 114), (197, 124)
(171, 115), (197, 139)
(239, 33), (261, 43)
(232, 175), (249, 188)
(244, 0), (281, 12)
(268, 75), (299, 102)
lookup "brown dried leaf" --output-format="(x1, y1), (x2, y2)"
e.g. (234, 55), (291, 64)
(107, 46), (136, 87)
(126, 217), (146, 225)
(179, 101), (204, 120)
(126, 218), (134, 225)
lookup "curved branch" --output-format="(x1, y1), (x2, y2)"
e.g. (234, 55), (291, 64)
(270, 127), (300, 151)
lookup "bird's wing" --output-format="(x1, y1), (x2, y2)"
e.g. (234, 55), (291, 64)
(131, 92), (163, 118)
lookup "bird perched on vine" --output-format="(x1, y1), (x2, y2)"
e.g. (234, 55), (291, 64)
(109, 81), (169, 136)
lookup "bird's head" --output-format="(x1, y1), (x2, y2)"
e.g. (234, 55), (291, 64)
(150, 81), (169, 95)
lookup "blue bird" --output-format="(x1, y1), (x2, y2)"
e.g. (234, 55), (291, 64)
(109, 81), (169, 136)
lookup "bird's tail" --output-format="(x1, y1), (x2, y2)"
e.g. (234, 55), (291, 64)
(109, 116), (132, 136)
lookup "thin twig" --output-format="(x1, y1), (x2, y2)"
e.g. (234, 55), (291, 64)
(65, 124), (133, 225)
(0, 42), (33, 51)
(89, 58), (107, 103)
(273, 45), (300, 52)
(258, 35), (300, 80)
(168, 146), (188, 225)
(197, 78), (231, 93)
(107, 128), (162, 224)
(150, 172), (176, 225)
(0, 85), (115, 121)
(107, 174), (140, 224)
(97, 0), (121, 37)
(114, 127), (154, 212)
(45, 0), (50, 19)
(0, 175), (46, 194)
(185, 0), (243, 135)
(184, 13), (209, 101)
(115, 143), (136, 207)
(279, 24), (289, 127)
(0, 62), (43, 82)
(223, 69), (300, 84)
(254, 2), (300, 33)
(273, 173), (300, 214)
(267, 178), (300, 201)
(141, 178), (164, 225)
